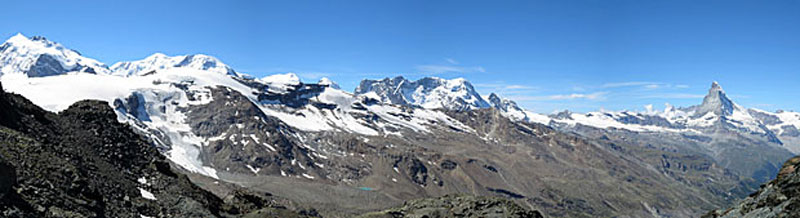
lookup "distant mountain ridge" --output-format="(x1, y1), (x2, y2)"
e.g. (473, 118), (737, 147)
(546, 81), (800, 153)
(2, 33), (799, 217)
(0, 33), (237, 78)
(110, 52), (238, 77)
(355, 76), (491, 111)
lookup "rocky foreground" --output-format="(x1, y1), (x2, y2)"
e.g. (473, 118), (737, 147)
(0, 81), (542, 218)
(704, 156), (800, 218)
(0, 83), (316, 217)
(357, 195), (543, 218)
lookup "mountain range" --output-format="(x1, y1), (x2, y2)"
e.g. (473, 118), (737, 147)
(1, 33), (799, 217)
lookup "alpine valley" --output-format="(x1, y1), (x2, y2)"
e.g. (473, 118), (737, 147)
(1, 34), (799, 217)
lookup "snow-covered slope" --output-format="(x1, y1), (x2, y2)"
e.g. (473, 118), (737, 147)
(250, 74), (474, 136)
(3, 69), (480, 178)
(0, 34), (482, 178)
(354, 76), (491, 111)
(256, 72), (301, 94)
(0, 33), (110, 77)
(110, 53), (237, 76)
(2, 68), (255, 178)
(487, 93), (551, 124)
(318, 77), (340, 89)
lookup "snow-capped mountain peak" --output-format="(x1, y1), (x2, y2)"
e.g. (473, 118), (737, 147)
(260, 72), (300, 85)
(257, 72), (302, 94)
(110, 53), (237, 76)
(694, 81), (735, 117)
(488, 93), (521, 114)
(0, 33), (111, 77)
(176, 54), (237, 76)
(354, 76), (490, 111)
(487, 93), (539, 122)
(318, 77), (340, 89)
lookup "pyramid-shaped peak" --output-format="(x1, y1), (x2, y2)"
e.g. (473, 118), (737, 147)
(694, 81), (734, 117)
(710, 81), (723, 91)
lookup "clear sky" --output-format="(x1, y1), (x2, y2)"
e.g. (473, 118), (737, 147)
(2, 0), (799, 113)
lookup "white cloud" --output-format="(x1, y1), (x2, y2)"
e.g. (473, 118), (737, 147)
(504, 85), (534, 90)
(675, 84), (690, 89)
(601, 81), (687, 90)
(444, 58), (459, 65)
(474, 82), (539, 96)
(637, 93), (705, 99)
(644, 84), (660, 89)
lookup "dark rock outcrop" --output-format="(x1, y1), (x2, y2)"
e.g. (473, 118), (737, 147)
(704, 156), (800, 218)
(0, 83), (311, 217)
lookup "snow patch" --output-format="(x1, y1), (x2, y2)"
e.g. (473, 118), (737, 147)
(138, 188), (157, 201)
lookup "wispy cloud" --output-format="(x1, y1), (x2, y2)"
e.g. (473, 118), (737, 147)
(416, 65), (486, 74)
(444, 58), (459, 65)
(474, 82), (539, 96)
(474, 83), (536, 90)
(643, 84), (660, 89)
(511, 92), (609, 101)
(505, 85), (532, 90)
(601, 81), (689, 90)
(637, 93), (705, 99)
(602, 81), (655, 88)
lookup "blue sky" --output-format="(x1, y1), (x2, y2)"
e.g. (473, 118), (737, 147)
(2, 0), (799, 113)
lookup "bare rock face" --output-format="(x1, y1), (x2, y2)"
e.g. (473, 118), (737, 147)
(0, 83), (312, 218)
(704, 156), (800, 218)
(694, 81), (735, 118)
(184, 86), (319, 178)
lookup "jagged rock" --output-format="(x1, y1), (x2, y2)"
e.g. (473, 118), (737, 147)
(0, 82), (312, 217)
(704, 156), (800, 218)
